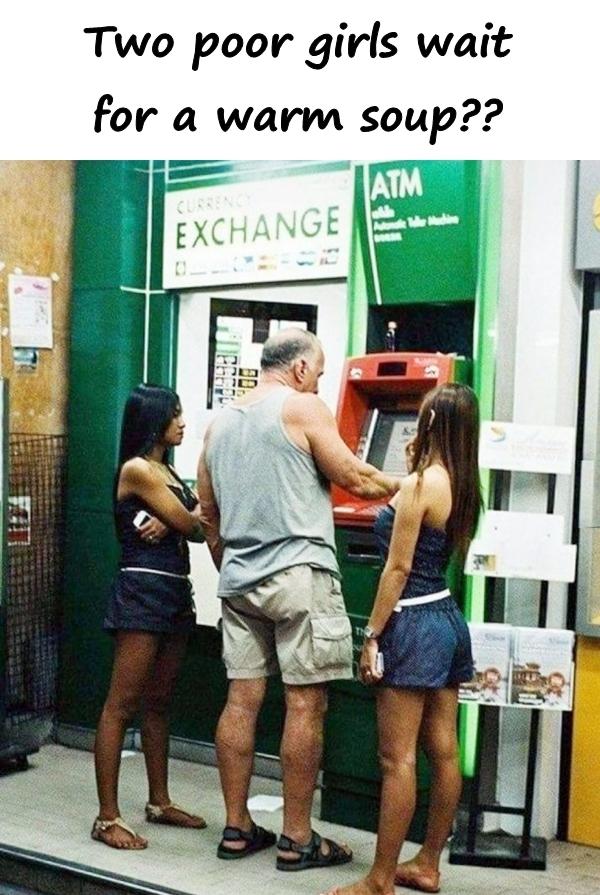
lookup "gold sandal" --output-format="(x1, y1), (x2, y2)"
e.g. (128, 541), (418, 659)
(145, 802), (207, 828)
(91, 816), (148, 849)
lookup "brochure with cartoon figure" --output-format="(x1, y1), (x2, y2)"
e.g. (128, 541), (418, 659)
(510, 627), (575, 710)
(460, 623), (511, 705)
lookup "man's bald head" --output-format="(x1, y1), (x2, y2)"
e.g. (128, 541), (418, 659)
(260, 328), (322, 372)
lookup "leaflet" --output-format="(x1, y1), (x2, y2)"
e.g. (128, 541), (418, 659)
(460, 623), (512, 706)
(465, 511), (577, 583)
(510, 627), (575, 710)
(479, 421), (575, 475)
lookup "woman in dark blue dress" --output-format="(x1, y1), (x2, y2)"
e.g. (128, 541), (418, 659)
(325, 384), (482, 895)
(92, 385), (206, 850)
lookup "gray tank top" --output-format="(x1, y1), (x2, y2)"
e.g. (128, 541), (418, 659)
(205, 386), (339, 597)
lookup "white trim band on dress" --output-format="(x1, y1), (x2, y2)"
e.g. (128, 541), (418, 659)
(393, 588), (451, 613)
(121, 567), (189, 580)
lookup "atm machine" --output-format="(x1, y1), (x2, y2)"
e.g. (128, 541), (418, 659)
(321, 351), (470, 836)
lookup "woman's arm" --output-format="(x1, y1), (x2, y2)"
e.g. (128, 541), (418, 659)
(368, 474), (425, 634)
(359, 474), (426, 683)
(120, 459), (205, 542)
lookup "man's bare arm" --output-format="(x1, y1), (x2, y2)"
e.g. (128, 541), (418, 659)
(288, 395), (400, 499)
(196, 443), (223, 570)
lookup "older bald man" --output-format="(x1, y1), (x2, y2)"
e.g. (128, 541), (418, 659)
(197, 328), (399, 871)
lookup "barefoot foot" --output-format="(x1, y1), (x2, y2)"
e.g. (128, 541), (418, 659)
(320, 877), (393, 895)
(394, 858), (440, 893)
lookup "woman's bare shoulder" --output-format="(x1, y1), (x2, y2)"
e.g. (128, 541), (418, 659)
(421, 464), (451, 497)
(391, 466), (449, 504)
(389, 472), (420, 508)
(422, 464), (450, 484)
(120, 457), (155, 487)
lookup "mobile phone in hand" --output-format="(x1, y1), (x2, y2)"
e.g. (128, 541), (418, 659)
(133, 510), (152, 530)
(376, 652), (385, 675)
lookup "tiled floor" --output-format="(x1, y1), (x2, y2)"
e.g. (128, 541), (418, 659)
(0, 744), (599, 895)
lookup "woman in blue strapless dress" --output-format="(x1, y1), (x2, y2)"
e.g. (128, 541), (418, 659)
(92, 385), (207, 850)
(326, 384), (482, 895)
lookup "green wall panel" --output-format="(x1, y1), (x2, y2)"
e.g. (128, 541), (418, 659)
(62, 162), (155, 732)
(346, 212), (369, 357)
(168, 627), (227, 743)
(355, 160), (480, 305)
(59, 510), (118, 727)
(169, 628), (284, 753)
(150, 163), (166, 292)
(66, 287), (145, 513)
(459, 159), (502, 777)
(73, 161), (148, 291)
(147, 293), (178, 386)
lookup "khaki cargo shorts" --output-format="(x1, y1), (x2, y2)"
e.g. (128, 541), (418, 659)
(221, 564), (353, 685)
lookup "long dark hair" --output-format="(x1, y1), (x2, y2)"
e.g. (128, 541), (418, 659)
(410, 383), (482, 559)
(118, 384), (181, 466)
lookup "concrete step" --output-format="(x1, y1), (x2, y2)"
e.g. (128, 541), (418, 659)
(0, 845), (186, 895)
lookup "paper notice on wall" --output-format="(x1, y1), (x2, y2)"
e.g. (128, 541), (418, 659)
(479, 421), (575, 475)
(8, 274), (53, 348)
(12, 347), (39, 371)
(8, 496), (31, 546)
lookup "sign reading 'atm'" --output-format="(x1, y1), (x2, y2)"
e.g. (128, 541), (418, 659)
(355, 160), (481, 305)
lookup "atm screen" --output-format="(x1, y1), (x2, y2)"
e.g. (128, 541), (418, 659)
(366, 411), (418, 478)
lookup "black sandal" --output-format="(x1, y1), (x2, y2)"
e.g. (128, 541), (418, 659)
(276, 830), (352, 871)
(217, 823), (277, 860)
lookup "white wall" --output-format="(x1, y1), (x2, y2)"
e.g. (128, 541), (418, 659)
(497, 161), (583, 837)
(174, 280), (348, 625)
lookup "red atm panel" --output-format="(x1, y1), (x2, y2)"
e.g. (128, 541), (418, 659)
(332, 353), (457, 528)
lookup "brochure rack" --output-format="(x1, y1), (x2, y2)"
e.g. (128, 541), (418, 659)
(450, 469), (561, 871)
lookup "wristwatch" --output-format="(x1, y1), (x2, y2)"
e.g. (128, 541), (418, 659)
(363, 625), (379, 641)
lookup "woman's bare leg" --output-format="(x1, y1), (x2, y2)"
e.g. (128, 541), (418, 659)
(395, 686), (461, 887)
(94, 631), (160, 848)
(323, 687), (426, 895)
(141, 633), (205, 827)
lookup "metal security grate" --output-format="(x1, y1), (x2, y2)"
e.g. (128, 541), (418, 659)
(4, 434), (67, 730)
